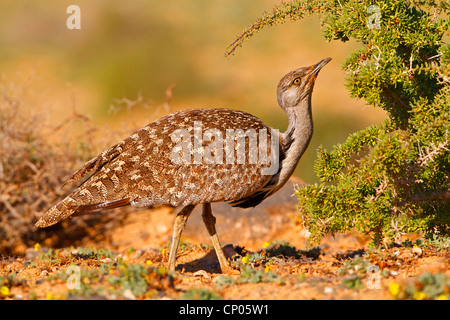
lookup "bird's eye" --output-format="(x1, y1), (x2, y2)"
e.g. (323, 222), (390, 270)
(293, 78), (301, 85)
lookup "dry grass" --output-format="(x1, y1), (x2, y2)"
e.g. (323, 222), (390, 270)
(0, 77), (146, 255)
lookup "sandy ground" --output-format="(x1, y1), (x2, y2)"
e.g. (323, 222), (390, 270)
(1, 178), (449, 300)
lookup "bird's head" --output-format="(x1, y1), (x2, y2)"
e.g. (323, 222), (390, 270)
(277, 57), (332, 110)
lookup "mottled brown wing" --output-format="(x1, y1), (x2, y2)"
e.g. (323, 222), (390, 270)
(35, 108), (275, 227)
(71, 198), (131, 217)
(61, 126), (147, 189)
(124, 109), (275, 207)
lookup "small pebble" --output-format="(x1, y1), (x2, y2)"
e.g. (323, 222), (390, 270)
(134, 249), (145, 259)
(39, 270), (49, 277)
(193, 270), (211, 280)
(324, 287), (334, 294)
(412, 246), (423, 256)
(122, 289), (137, 300)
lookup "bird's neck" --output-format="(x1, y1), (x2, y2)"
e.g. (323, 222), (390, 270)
(277, 100), (313, 186)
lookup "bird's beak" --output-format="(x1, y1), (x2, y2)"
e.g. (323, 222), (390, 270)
(306, 57), (332, 83)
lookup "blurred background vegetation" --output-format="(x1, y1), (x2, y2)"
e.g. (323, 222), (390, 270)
(0, 0), (386, 183)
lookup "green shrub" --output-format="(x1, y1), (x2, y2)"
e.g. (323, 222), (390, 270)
(228, 0), (449, 245)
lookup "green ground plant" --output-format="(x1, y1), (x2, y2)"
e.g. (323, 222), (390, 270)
(389, 272), (450, 299)
(47, 248), (174, 299)
(0, 78), (135, 255)
(179, 288), (222, 300)
(227, 0), (449, 245)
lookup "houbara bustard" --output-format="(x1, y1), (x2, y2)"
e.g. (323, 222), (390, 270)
(35, 58), (332, 273)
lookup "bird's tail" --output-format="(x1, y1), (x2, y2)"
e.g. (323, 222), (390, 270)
(35, 196), (131, 228)
(35, 196), (79, 228)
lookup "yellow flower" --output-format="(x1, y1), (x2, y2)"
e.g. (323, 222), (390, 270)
(241, 255), (250, 264)
(0, 286), (10, 297)
(413, 291), (427, 300)
(158, 266), (167, 275)
(146, 260), (153, 266)
(388, 281), (400, 296)
(437, 294), (447, 300)
(46, 292), (53, 300)
(264, 265), (270, 273)
(34, 243), (41, 252)
(262, 242), (271, 249)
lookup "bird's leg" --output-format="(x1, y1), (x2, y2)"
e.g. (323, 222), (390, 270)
(168, 204), (196, 272)
(202, 203), (233, 273)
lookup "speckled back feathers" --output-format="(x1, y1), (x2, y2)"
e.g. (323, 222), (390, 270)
(35, 108), (277, 227)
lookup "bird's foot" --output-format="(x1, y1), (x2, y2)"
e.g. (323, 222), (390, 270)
(219, 264), (240, 275)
